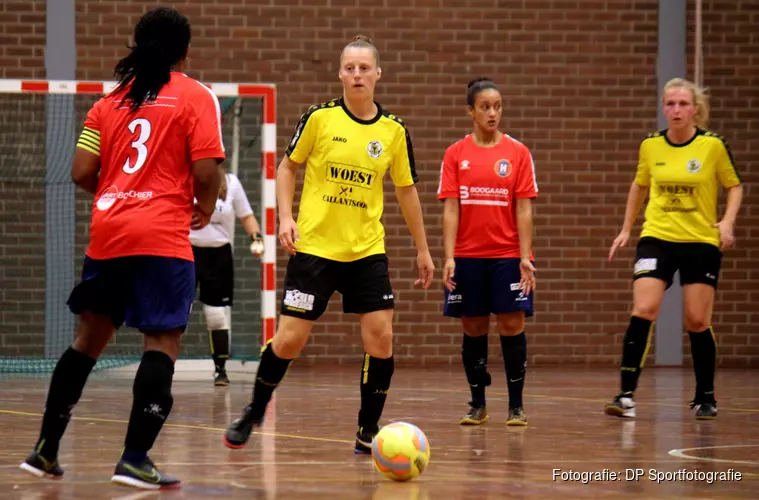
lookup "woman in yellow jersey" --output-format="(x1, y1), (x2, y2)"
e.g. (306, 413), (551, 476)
(224, 35), (435, 453)
(605, 78), (743, 420)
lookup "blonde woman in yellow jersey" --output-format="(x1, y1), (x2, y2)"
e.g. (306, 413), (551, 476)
(605, 78), (743, 421)
(224, 35), (435, 454)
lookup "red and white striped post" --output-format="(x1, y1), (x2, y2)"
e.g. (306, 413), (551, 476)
(0, 78), (278, 347)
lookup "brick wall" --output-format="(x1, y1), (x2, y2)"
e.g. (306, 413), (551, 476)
(0, 0), (756, 366)
(0, 1), (47, 358)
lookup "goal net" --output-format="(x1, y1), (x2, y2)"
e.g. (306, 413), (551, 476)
(0, 79), (277, 374)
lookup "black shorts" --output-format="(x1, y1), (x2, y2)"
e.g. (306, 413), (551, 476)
(633, 236), (722, 289)
(67, 255), (195, 332)
(192, 244), (234, 307)
(280, 252), (394, 321)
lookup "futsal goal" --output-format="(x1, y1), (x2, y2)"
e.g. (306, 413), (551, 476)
(0, 79), (277, 374)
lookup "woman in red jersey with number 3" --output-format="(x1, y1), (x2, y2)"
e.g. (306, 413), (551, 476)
(437, 78), (538, 427)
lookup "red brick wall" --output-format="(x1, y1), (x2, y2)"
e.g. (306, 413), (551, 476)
(0, 1), (45, 78)
(2, 0), (756, 366)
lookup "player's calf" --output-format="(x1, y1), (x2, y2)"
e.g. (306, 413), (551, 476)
(355, 353), (394, 454)
(461, 333), (490, 413)
(225, 341), (293, 449)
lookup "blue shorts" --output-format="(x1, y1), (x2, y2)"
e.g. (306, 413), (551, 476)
(443, 257), (535, 318)
(67, 255), (196, 332)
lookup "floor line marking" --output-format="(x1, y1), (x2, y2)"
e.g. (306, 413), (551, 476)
(0, 409), (353, 445)
(668, 444), (759, 467)
(287, 382), (759, 414)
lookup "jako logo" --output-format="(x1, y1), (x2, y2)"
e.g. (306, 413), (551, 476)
(96, 186), (153, 211)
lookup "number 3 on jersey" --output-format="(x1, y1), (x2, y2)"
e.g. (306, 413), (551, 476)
(123, 118), (152, 174)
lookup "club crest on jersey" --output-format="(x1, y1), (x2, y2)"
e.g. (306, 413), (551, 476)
(367, 140), (383, 159)
(494, 159), (511, 177)
(460, 160), (470, 170)
(686, 159), (701, 173)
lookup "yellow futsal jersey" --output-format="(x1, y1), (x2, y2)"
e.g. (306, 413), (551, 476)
(634, 129), (741, 247)
(285, 98), (418, 262)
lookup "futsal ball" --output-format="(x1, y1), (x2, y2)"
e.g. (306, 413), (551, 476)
(371, 422), (430, 481)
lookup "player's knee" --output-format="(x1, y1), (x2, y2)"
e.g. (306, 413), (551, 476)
(496, 313), (525, 336)
(462, 317), (489, 336)
(273, 317), (312, 358)
(142, 330), (183, 362)
(73, 311), (116, 358)
(203, 304), (229, 331)
(684, 313), (710, 333)
(365, 331), (393, 358)
(631, 302), (660, 321)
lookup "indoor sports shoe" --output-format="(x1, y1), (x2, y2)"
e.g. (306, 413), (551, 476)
(506, 407), (528, 426)
(354, 426), (378, 455)
(18, 451), (63, 480)
(214, 370), (230, 386)
(690, 398), (718, 420)
(459, 403), (489, 425)
(111, 457), (180, 490)
(604, 393), (636, 418)
(224, 405), (263, 449)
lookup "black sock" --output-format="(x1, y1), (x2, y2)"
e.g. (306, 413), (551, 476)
(620, 316), (654, 394)
(248, 341), (293, 421)
(462, 334), (490, 408)
(500, 333), (527, 409)
(210, 329), (229, 373)
(35, 347), (96, 460)
(122, 351), (175, 465)
(358, 354), (394, 433)
(689, 327), (717, 402)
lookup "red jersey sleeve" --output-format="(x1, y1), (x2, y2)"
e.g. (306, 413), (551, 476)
(437, 143), (460, 200)
(188, 83), (226, 163)
(515, 147), (538, 199)
(83, 98), (102, 131)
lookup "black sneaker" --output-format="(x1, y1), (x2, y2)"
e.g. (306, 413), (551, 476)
(111, 457), (180, 490)
(224, 405), (262, 449)
(459, 403), (489, 425)
(18, 451), (63, 480)
(214, 370), (230, 386)
(354, 426), (378, 455)
(604, 392), (636, 418)
(691, 398), (718, 420)
(506, 407), (528, 426)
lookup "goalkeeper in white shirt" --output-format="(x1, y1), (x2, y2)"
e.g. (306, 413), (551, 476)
(190, 166), (264, 386)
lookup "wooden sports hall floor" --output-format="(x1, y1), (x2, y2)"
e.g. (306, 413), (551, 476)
(0, 365), (757, 499)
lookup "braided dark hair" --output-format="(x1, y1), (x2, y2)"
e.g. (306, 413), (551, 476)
(113, 6), (192, 112)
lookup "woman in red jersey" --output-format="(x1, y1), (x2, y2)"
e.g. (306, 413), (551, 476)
(19, 6), (222, 490)
(437, 78), (538, 427)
